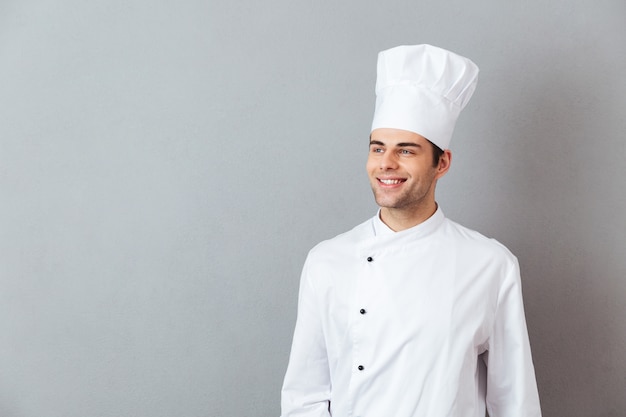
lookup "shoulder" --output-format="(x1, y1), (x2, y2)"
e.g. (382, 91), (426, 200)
(306, 217), (373, 260)
(441, 217), (518, 266)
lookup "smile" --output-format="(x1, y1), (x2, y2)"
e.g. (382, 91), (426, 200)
(378, 178), (406, 185)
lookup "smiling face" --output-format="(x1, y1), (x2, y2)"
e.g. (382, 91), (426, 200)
(366, 128), (451, 229)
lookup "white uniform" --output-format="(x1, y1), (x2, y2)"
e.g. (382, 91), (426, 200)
(281, 207), (541, 417)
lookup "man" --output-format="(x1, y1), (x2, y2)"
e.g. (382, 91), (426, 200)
(281, 44), (541, 417)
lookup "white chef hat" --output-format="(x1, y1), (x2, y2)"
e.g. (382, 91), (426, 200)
(371, 44), (479, 150)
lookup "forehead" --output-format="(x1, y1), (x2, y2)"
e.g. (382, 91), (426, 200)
(370, 128), (429, 146)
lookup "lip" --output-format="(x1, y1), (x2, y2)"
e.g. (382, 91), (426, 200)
(377, 177), (406, 188)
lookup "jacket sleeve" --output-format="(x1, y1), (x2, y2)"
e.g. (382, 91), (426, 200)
(485, 258), (542, 417)
(280, 255), (332, 417)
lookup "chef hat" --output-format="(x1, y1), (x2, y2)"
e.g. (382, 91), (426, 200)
(371, 44), (479, 150)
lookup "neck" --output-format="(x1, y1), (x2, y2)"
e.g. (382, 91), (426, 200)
(379, 202), (438, 232)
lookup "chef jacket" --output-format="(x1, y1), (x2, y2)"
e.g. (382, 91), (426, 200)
(281, 207), (541, 417)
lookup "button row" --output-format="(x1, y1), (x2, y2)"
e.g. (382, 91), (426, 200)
(359, 256), (373, 373)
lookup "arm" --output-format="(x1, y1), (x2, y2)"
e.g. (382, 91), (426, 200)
(280, 257), (332, 417)
(485, 259), (542, 417)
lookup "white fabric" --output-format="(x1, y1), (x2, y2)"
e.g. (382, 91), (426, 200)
(371, 44), (479, 150)
(281, 208), (541, 417)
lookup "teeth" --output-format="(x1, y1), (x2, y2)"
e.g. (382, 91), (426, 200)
(380, 179), (404, 185)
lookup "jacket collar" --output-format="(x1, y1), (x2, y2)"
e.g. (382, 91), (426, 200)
(359, 206), (446, 253)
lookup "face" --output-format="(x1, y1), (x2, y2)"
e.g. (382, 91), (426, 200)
(366, 128), (451, 217)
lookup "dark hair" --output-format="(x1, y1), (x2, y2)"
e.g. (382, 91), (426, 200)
(429, 141), (444, 167)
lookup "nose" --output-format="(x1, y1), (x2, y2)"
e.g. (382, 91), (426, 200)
(380, 150), (398, 170)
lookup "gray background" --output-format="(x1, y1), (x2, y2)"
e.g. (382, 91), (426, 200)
(1, 0), (625, 416)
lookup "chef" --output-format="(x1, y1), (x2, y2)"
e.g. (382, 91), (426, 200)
(280, 44), (541, 417)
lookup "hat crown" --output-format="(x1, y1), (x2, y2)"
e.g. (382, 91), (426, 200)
(376, 44), (478, 109)
(372, 44), (479, 150)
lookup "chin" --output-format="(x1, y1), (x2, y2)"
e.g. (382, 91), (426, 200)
(374, 198), (400, 209)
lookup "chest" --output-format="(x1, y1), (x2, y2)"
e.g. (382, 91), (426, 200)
(315, 241), (500, 352)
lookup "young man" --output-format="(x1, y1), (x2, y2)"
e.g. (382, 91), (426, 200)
(281, 45), (541, 417)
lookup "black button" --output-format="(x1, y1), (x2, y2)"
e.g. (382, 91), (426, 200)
(367, 256), (373, 262)
(359, 309), (366, 315)
(357, 365), (364, 371)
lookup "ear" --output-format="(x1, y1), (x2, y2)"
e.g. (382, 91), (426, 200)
(435, 150), (452, 179)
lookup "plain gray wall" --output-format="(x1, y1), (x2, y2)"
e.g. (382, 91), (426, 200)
(1, 0), (625, 416)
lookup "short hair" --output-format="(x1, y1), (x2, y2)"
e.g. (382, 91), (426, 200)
(429, 140), (444, 167)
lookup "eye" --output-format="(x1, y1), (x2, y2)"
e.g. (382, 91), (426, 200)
(370, 147), (384, 153)
(399, 149), (413, 155)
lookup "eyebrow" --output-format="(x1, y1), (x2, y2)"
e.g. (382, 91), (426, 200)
(369, 140), (423, 148)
